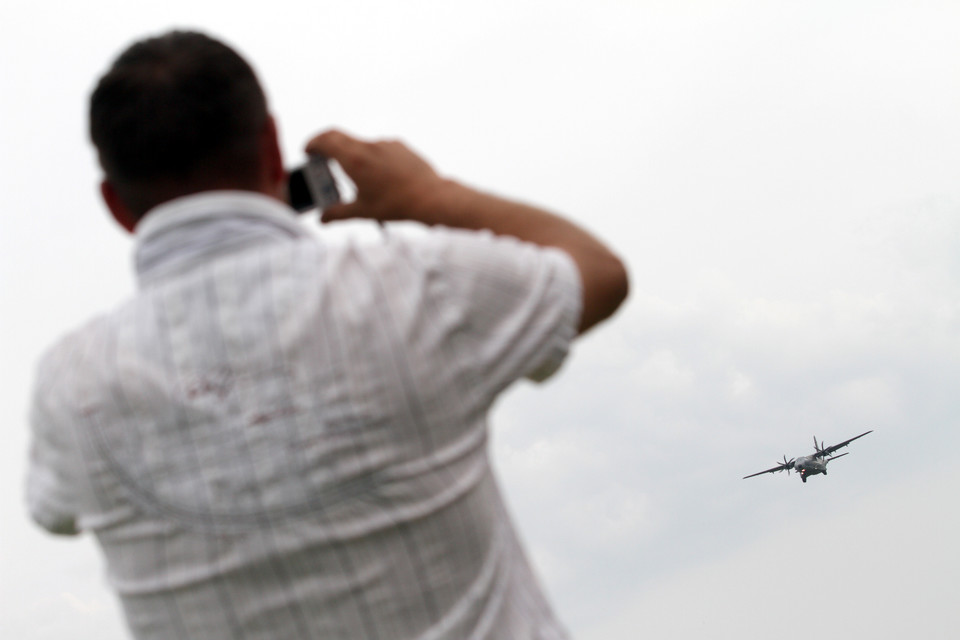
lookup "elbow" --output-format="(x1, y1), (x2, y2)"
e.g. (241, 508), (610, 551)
(577, 251), (629, 334)
(30, 509), (80, 536)
(27, 486), (80, 536)
(607, 252), (630, 311)
(601, 253), (630, 323)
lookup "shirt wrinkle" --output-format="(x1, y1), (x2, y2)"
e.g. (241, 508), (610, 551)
(27, 191), (579, 640)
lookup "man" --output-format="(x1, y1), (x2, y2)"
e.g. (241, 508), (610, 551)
(27, 30), (628, 639)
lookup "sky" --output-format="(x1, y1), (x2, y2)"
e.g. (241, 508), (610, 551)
(2, 1), (959, 638)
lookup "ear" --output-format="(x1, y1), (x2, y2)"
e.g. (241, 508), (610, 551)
(100, 180), (138, 233)
(261, 115), (285, 198)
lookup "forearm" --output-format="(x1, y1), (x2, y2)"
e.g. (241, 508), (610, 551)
(410, 179), (629, 333)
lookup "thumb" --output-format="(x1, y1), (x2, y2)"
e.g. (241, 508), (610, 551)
(319, 200), (361, 224)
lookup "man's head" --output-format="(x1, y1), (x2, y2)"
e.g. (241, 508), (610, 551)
(90, 30), (283, 230)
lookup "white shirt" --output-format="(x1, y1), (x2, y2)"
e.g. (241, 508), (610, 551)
(27, 191), (581, 640)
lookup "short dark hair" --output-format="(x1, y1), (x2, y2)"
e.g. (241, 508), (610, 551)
(90, 30), (269, 216)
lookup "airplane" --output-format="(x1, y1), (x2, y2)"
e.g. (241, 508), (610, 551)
(743, 430), (873, 483)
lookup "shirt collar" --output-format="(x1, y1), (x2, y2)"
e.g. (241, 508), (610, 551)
(134, 191), (313, 286)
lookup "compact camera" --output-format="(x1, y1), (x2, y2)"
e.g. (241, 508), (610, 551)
(287, 155), (341, 213)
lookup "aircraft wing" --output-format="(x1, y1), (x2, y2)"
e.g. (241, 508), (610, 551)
(814, 430), (873, 458)
(742, 462), (792, 479)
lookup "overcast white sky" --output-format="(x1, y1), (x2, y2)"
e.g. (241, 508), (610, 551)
(2, 1), (959, 638)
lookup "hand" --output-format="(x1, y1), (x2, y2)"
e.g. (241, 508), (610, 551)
(304, 129), (446, 224)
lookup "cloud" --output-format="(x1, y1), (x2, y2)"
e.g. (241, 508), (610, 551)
(583, 462), (960, 640)
(493, 188), (960, 632)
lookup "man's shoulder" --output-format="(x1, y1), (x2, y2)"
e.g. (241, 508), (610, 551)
(33, 304), (128, 389)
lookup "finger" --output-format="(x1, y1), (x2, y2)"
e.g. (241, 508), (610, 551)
(305, 129), (363, 164)
(319, 201), (361, 224)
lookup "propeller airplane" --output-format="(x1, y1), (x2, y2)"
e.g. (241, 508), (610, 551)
(743, 430), (873, 483)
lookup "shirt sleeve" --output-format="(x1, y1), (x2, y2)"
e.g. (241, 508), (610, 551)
(420, 227), (582, 395)
(25, 353), (81, 536)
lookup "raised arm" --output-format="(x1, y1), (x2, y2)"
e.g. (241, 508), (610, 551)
(305, 130), (628, 334)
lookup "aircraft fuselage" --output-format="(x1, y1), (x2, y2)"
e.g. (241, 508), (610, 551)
(794, 456), (828, 482)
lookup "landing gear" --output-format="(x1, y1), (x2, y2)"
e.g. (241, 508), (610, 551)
(800, 470), (807, 483)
